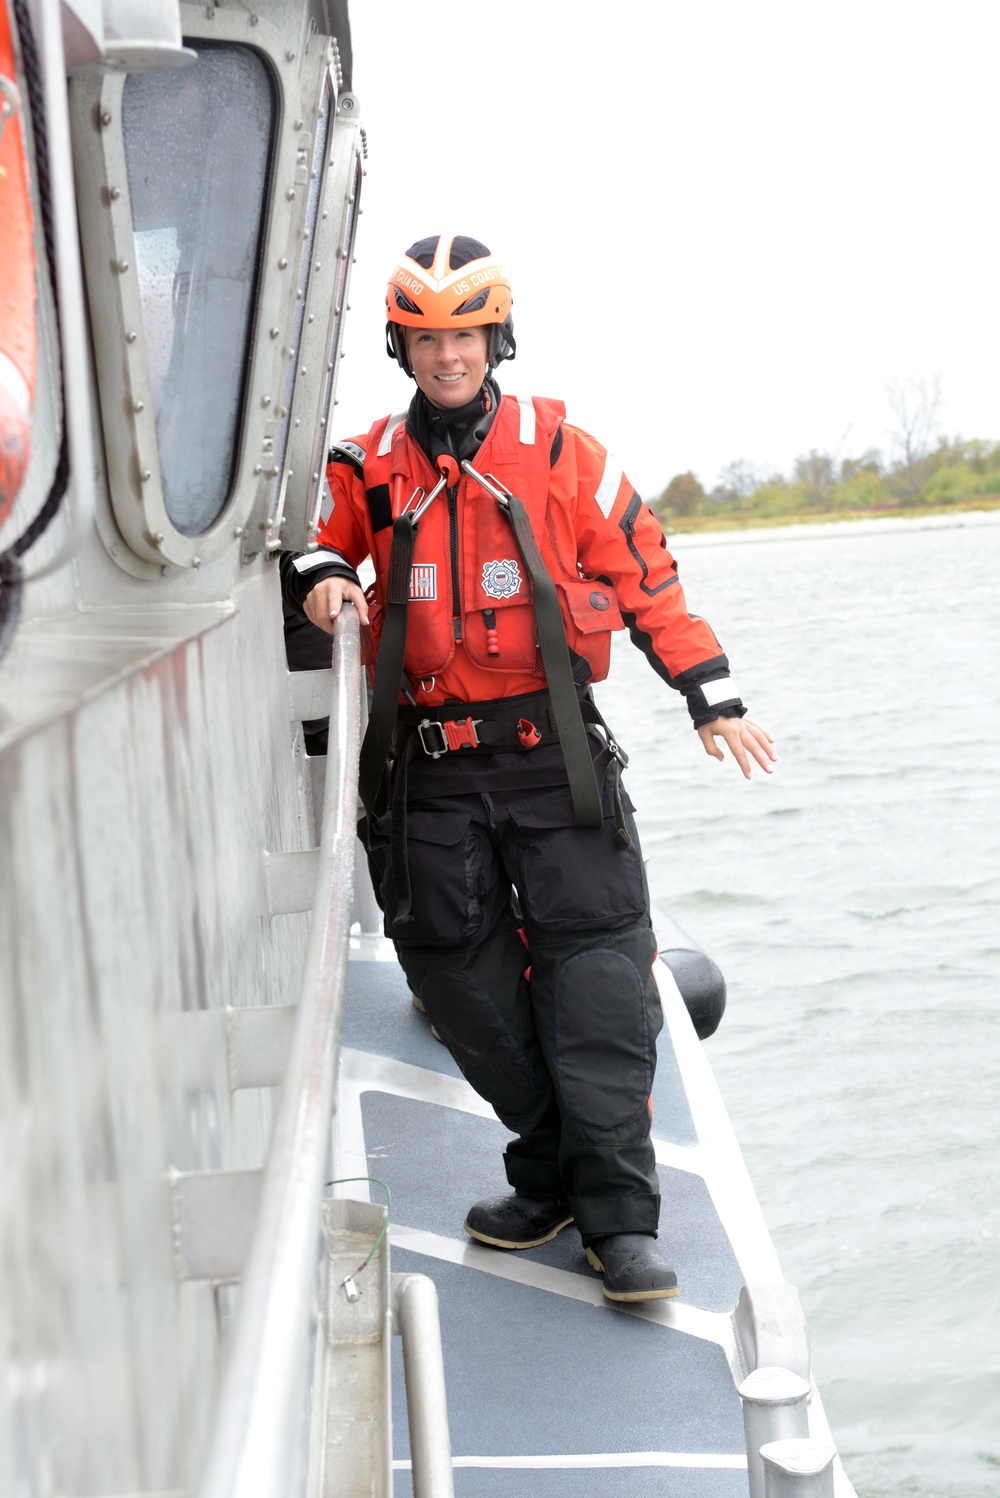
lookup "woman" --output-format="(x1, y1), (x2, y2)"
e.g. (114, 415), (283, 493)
(281, 234), (774, 1301)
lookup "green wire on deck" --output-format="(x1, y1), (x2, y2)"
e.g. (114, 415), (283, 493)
(325, 1175), (392, 1277)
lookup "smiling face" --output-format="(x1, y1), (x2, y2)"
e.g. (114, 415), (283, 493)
(404, 325), (489, 409)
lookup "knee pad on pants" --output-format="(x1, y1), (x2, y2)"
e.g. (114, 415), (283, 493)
(419, 971), (547, 1118)
(553, 948), (657, 1129)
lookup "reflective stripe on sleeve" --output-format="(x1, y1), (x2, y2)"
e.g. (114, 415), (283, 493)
(701, 678), (740, 706)
(517, 395), (536, 445)
(292, 550), (350, 573)
(594, 453), (624, 518)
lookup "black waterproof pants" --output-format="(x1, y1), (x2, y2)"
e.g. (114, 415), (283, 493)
(374, 771), (663, 1245)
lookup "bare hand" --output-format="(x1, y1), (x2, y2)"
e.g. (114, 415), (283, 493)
(303, 576), (370, 634)
(697, 716), (775, 778)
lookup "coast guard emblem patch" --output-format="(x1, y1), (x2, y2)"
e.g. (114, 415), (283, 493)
(482, 559), (523, 599)
(409, 564), (437, 600)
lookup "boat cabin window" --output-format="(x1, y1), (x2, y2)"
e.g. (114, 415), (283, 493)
(122, 45), (274, 537)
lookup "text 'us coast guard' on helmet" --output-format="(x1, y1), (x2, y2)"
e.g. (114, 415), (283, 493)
(385, 234), (516, 375)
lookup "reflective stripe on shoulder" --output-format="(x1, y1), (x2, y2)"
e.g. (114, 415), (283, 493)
(330, 439), (367, 466)
(292, 549), (350, 573)
(517, 395), (536, 445)
(377, 412), (407, 458)
(594, 452), (624, 518)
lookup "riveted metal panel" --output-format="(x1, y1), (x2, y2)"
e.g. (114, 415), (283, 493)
(273, 92), (363, 553)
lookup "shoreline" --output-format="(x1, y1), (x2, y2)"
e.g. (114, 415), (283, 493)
(664, 507), (1000, 548)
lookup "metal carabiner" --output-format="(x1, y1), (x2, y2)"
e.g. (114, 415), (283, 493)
(411, 471), (449, 521)
(460, 460), (514, 510)
(399, 485), (425, 517)
(399, 469), (447, 520)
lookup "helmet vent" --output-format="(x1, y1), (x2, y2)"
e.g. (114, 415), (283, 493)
(405, 237), (438, 269)
(449, 235), (491, 269)
(394, 288), (423, 315)
(453, 290), (490, 316)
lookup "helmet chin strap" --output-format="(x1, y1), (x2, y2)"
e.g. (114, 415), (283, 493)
(386, 322), (413, 376)
(489, 318), (516, 368)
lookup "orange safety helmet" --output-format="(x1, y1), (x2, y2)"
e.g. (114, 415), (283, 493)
(385, 234), (515, 375)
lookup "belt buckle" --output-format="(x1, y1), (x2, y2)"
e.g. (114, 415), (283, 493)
(416, 719), (449, 758)
(443, 716), (481, 751)
(416, 716), (482, 757)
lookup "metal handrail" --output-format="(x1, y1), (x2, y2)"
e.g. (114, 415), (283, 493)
(393, 1275), (456, 1498)
(197, 604), (361, 1498)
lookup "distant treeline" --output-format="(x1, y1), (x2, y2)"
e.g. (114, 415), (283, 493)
(653, 437), (1000, 530)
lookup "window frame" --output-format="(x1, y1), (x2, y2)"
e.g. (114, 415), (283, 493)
(70, 9), (336, 573)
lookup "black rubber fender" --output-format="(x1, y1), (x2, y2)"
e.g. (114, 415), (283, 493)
(649, 906), (727, 1039)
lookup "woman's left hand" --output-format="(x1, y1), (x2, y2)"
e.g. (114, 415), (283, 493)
(697, 716), (776, 778)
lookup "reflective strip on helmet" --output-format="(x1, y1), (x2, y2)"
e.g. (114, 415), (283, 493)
(594, 453), (624, 518)
(377, 412), (407, 457)
(517, 396), (536, 446)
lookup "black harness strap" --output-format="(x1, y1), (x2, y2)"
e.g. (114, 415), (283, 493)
(579, 697), (633, 851)
(357, 512), (417, 821)
(463, 464), (603, 830)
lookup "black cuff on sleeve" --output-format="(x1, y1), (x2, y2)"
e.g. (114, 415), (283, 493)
(279, 549), (361, 618)
(684, 681), (747, 728)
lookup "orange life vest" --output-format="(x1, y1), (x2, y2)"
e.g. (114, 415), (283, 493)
(361, 394), (624, 693)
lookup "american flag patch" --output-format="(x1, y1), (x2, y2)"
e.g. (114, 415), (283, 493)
(409, 564), (437, 601)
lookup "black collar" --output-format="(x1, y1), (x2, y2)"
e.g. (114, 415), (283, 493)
(407, 378), (502, 469)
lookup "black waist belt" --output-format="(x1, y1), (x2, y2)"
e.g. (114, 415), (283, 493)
(394, 686), (566, 758)
(379, 686), (632, 928)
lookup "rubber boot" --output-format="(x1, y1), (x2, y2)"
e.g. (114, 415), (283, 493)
(585, 1233), (679, 1301)
(410, 990), (444, 1042)
(464, 1194), (573, 1250)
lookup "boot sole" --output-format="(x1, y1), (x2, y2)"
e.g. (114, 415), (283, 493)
(463, 1214), (574, 1250)
(585, 1245), (680, 1300)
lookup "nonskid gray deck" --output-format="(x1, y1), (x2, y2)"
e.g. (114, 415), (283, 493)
(338, 944), (754, 1496)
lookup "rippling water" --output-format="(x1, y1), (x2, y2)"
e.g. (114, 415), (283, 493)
(597, 516), (1000, 1498)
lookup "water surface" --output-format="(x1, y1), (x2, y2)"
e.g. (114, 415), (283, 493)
(598, 517), (1000, 1497)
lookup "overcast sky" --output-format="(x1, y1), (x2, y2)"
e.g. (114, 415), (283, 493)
(338, 1), (999, 500)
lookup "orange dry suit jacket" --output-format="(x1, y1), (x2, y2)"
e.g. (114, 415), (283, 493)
(282, 392), (743, 727)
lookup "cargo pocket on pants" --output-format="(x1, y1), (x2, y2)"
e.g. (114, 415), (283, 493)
(382, 808), (488, 947)
(509, 789), (647, 933)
